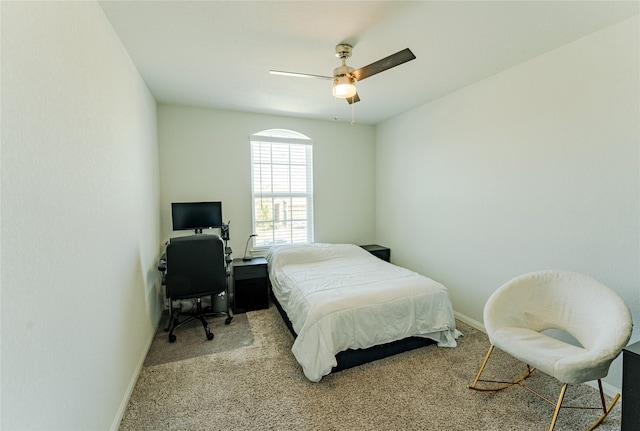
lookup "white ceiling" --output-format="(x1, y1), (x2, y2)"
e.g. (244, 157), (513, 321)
(99, 1), (639, 125)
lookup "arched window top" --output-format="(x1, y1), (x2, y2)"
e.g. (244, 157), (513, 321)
(253, 129), (311, 141)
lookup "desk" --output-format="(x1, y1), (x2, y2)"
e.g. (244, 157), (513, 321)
(232, 257), (269, 313)
(622, 341), (640, 430)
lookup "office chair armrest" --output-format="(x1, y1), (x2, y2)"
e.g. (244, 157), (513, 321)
(158, 253), (167, 284)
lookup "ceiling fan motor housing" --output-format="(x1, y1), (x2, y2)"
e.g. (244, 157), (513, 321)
(334, 44), (355, 80)
(335, 44), (353, 59)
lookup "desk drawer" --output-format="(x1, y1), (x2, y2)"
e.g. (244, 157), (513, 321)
(234, 264), (267, 281)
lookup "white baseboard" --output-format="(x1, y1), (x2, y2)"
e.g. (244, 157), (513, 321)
(453, 310), (621, 398)
(454, 310), (485, 333)
(110, 331), (155, 431)
(110, 291), (162, 431)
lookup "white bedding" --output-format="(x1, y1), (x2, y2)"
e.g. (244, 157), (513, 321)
(266, 243), (461, 382)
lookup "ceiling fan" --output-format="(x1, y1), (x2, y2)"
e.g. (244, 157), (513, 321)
(270, 44), (416, 104)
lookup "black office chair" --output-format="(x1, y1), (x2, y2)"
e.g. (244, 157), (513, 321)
(163, 234), (233, 342)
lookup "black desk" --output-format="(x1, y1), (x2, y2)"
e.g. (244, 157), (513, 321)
(622, 340), (640, 430)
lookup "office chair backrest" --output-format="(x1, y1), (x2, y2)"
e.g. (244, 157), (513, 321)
(165, 234), (226, 300)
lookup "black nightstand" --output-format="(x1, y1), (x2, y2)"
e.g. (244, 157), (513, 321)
(232, 257), (269, 313)
(622, 341), (640, 430)
(360, 244), (391, 262)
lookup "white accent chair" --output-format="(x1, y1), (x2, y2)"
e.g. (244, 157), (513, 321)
(469, 270), (633, 431)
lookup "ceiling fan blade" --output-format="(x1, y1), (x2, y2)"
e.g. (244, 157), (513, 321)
(351, 48), (416, 82)
(346, 92), (360, 104)
(270, 70), (332, 80)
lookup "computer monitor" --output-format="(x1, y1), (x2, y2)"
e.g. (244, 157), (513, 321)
(171, 201), (223, 234)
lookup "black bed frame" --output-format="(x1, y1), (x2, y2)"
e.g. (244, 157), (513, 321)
(270, 292), (435, 374)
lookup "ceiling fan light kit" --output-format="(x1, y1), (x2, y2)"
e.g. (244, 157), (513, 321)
(333, 75), (357, 98)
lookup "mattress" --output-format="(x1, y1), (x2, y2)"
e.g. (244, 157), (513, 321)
(266, 243), (461, 382)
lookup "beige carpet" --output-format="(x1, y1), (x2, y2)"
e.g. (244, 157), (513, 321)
(120, 306), (622, 430)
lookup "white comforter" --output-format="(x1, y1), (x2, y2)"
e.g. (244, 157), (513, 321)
(266, 243), (461, 382)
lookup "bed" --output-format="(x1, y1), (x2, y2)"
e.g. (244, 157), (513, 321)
(265, 243), (461, 382)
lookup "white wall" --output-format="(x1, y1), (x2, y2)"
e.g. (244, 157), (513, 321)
(158, 105), (376, 255)
(376, 16), (639, 392)
(1, 2), (160, 429)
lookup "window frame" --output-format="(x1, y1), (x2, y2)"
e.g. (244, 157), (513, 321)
(250, 129), (314, 249)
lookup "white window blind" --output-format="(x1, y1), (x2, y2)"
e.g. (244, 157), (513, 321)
(250, 130), (314, 247)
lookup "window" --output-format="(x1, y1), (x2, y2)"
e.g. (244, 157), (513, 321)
(250, 129), (313, 247)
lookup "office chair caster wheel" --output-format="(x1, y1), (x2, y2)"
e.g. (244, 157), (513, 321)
(169, 334), (177, 343)
(225, 317), (233, 325)
(206, 331), (214, 341)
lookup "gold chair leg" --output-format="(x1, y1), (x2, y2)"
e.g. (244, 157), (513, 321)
(468, 345), (495, 389)
(549, 379), (619, 431)
(548, 383), (568, 431)
(468, 344), (535, 391)
(470, 349), (618, 431)
(585, 380), (620, 431)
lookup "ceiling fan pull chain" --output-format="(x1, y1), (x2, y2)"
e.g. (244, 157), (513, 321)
(351, 99), (356, 125)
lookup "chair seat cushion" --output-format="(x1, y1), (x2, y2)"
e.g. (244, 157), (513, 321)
(491, 327), (610, 384)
